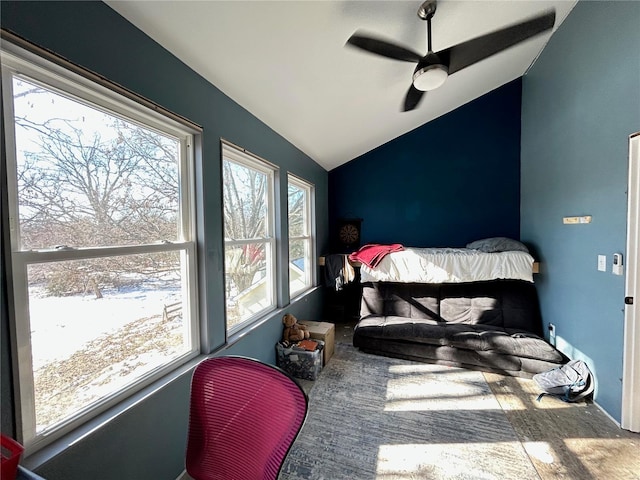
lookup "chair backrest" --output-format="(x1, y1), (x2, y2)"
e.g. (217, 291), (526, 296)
(186, 356), (308, 480)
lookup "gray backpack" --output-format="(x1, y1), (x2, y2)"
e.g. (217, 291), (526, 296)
(533, 360), (594, 403)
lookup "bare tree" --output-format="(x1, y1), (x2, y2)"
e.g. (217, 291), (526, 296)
(222, 160), (267, 296)
(288, 184), (305, 260)
(14, 83), (180, 297)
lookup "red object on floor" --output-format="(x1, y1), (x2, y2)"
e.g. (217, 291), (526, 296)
(348, 243), (404, 268)
(1, 434), (24, 480)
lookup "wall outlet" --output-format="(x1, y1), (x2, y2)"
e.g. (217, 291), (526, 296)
(613, 253), (624, 275)
(548, 323), (556, 346)
(598, 255), (607, 272)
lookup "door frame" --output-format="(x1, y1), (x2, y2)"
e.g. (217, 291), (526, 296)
(622, 132), (640, 432)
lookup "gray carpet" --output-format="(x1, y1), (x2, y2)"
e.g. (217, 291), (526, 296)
(279, 343), (539, 480)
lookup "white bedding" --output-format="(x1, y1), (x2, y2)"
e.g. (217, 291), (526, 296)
(359, 247), (535, 283)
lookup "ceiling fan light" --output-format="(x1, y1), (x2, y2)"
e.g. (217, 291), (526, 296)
(413, 64), (448, 91)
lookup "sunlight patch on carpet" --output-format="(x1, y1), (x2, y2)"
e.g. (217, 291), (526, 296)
(385, 363), (501, 412)
(377, 442), (536, 480)
(523, 441), (555, 464)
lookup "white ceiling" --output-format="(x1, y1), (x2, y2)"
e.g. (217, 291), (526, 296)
(105, 0), (576, 171)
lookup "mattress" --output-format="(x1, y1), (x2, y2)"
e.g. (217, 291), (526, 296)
(359, 247), (535, 283)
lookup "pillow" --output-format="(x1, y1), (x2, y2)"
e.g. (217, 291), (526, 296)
(466, 237), (529, 253)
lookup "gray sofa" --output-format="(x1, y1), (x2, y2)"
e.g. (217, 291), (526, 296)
(353, 280), (567, 377)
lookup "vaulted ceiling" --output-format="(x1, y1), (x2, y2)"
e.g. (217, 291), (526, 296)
(105, 0), (577, 171)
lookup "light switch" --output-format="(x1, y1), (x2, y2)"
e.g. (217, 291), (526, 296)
(598, 255), (606, 272)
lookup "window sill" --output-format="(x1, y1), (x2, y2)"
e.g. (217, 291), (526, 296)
(224, 286), (322, 348)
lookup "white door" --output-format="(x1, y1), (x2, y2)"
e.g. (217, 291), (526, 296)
(622, 132), (640, 432)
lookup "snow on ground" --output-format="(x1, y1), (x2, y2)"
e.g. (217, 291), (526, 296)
(28, 285), (189, 431)
(29, 286), (180, 369)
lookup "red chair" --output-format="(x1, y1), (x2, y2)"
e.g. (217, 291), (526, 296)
(185, 356), (308, 480)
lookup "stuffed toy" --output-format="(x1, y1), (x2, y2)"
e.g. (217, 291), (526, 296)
(282, 313), (310, 343)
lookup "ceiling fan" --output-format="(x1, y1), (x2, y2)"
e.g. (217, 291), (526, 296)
(346, 0), (555, 112)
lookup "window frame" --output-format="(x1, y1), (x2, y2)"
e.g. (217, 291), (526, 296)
(1, 43), (202, 453)
(287, 173), (316, 298)
(221, 141), (278, 335)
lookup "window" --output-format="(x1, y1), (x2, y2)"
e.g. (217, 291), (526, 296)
(2, 46), (200, 451)
(288, 175), (314, 297)
(222, 142), (276, 333)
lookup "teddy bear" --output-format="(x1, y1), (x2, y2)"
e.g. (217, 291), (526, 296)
(282, 313), (310, 343)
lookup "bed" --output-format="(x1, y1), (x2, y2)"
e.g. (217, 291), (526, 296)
(359, 247), (536, 284)
(351, 239), (568, 377)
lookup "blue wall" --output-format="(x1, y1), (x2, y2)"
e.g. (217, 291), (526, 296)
(329, 80), (522, 249)
(0, 2), (328, 479)
(521, 0), (640, 421)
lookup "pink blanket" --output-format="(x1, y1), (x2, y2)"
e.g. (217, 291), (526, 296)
(348, 244), (404, 268)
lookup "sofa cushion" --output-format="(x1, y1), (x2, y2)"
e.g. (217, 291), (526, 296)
(354, 316), (565, 363)
(360, 282), (440, 320)
(353, 336), (564, 378)
(360, 280), (543, 336)
(438, 281), (542, 334)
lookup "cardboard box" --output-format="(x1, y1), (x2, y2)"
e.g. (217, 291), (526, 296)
(276, 341), (324, 381)
(300, 321), (335, 366)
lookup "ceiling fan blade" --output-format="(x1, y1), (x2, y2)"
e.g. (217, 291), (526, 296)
(403, 84), (425, 112)
(347, 33), (423, 63)
(439, 10), (556, 75)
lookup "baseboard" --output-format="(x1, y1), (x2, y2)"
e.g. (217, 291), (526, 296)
(176, 470), (191, 480)
(594, 400), (621, 428)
